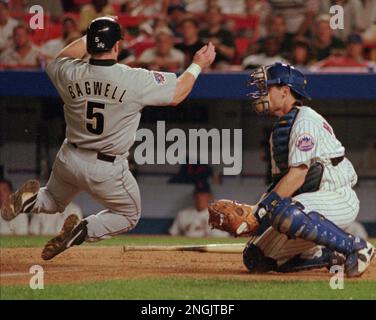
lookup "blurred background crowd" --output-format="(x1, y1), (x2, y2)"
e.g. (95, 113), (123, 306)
(0, 0), (376, 72)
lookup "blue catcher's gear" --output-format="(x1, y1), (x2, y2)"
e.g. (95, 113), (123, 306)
(243, 242), (278, 273)
(247, 62), (311, 115)
(243, 242), (345, 273)
(257, 192), (375, 277)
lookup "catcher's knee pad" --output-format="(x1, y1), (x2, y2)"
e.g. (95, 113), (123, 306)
(268, 199), (359, 256)
(243, 242), (278, 273)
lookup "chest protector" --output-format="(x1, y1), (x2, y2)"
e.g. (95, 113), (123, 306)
(270, 107), (323, 196)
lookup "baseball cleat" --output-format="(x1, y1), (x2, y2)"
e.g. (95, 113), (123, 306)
(1, 180), (40, 221)
(278, 247), (346, 273)
(345, 241), (375, 278)
(41, 214), (88, 260)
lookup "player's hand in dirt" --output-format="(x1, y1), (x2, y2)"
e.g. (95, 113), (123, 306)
(193, 42), (216, 69)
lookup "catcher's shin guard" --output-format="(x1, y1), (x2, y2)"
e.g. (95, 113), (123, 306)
(1, 180), (40, 221)
(243, 242), (278, 273)
(262, 192), (375, 277)
(41, 214), (88, 260)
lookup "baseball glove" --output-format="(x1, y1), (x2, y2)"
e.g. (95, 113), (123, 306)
(208, 200), (260, 236)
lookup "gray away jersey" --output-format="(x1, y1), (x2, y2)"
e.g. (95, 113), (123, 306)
(46, 57), (177, 155)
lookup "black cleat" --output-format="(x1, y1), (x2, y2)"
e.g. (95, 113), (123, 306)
(41, 214), (88, 260)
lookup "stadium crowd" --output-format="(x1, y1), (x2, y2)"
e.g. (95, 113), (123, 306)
(0, 0), (375, 72)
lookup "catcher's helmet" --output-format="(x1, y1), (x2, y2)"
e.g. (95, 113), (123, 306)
(86, 17), (123, 54)
(248, 62), (311, 101)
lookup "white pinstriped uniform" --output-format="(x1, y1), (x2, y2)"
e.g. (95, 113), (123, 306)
(256, 106), (360, 264)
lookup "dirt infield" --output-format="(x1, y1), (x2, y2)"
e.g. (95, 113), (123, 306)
(1, 246), (375, 286)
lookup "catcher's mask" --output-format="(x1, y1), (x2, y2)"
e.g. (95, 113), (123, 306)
(247, 66), (271, 115)
(247, 62), (311, 115)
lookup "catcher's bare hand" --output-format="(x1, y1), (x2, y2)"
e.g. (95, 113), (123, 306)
(193, 42), (216, 69)
(208, 199), (260, 237)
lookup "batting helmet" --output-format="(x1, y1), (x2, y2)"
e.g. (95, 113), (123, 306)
(248, 62), (311, 101)
(86, 17), (123, 54)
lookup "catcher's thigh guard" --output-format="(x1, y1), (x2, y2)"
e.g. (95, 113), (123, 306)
(268, 198), (364, 256)
(243, 242), (278, 273)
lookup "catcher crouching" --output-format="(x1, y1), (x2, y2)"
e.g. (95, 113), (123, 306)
(208, 62), (375, 277)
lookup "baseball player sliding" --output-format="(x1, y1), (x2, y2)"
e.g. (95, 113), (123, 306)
(1, 17), (216, 260)
(208, 62), (375, 277)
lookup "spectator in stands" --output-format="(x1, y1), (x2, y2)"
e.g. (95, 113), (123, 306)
(24, 0), (64, 22)
(124, 22), (155, 59)
(117, 27), (136, 65)
(118, 46), (135, 65)
(319, 0), (376, 40)
(311, 33), (375, 71)
(169, 182), (229, 238)
(244, 0), (271, 39)
(175, 17), (205, 68)
(185, 0), (216, 14)
(268, 0), (320, 36)
(216, 0), (246, 14)
(362, 10), (376, 61)
(167, 4), (187, 38)
(242, 35), (288, 69)
(256, 15), (295, 59)
(289, 39), (315, 70)
(312, 14), (345, 61)
(126, 0), (166, 17)
(29, 202), (82, 236)
(0, 25), (40, 69)
(79, 0), (115, 32)
(199, 5), (236, 69)
(7, 0), (25, 20)
(0, 0), (19, 53)
(137, 27), (185, 72)
(41, 16), (80, 64)
(0, 179), (28, 235)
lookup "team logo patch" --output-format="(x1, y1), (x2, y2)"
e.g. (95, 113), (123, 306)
(296, 133), (315, 152)
(153, 72), (165, 85)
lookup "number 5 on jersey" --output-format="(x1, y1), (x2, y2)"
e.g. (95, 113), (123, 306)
(86, 101), (105, 135)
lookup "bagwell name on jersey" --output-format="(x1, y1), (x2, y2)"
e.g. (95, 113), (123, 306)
(67, 80), (127, 103)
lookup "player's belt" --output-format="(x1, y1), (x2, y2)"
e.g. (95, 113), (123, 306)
(331, 156), (344, 166)
(69, 142), (116, 163)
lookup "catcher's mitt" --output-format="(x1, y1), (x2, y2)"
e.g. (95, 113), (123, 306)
(208, 200), (260, 236)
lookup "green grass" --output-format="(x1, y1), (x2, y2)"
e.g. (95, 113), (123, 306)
(0, 235), (247, 248)
(1, 278), (375, 300)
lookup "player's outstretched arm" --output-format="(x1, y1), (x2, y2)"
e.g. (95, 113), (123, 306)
(169, 42), (216, 106)
(55, 36), (87, 60)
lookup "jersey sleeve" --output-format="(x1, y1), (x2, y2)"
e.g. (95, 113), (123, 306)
(288, 119), (320, 167)
(134, 68), (177, 106)
(46, 57), (83, 87)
